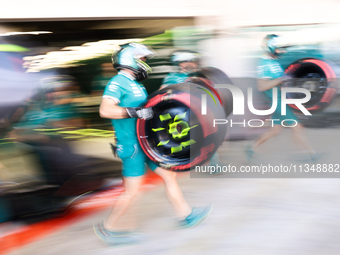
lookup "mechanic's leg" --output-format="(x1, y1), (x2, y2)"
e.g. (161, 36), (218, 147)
(291, 123), (314, 153)
(154, 167), (192, 218)
(104, 176), (143, 231)
(252, 124), (282, 150)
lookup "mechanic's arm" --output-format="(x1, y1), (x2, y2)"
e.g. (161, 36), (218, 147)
(99, 98), (128, 119)
(99, 98), (153, 120)
(257, 77), (286, 92)
(159, 84), (168, 90)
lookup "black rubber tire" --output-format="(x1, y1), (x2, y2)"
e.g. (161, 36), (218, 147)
(284, 58), (338, 113)
(188, 67), (234, 117)
(137, 82), (227, 171)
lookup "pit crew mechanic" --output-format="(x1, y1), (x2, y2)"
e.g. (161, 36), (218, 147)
(246, 34), (322, 162)
(95, 43), (212, 245)
(160, 50), (220, 167)
(160, 50), (200, 89)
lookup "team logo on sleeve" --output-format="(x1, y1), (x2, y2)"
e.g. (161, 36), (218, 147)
(109, 83), (119, 92)
(269, 63), (283, 74)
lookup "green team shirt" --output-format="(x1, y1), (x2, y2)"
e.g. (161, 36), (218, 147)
(257, 55), (285, 99)
(257, 54), (298, 124)
(162, 72), (189, 87)
(103, 71), (148, 143)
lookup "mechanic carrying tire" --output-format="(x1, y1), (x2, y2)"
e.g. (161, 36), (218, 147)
(95, 43), (213, 246)
(245, 34), (325, 162)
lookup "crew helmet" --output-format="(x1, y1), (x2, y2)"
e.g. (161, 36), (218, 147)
(171, 50), (201, 65)
(262, 34), (291, 57)
(112, 42), (154, 81)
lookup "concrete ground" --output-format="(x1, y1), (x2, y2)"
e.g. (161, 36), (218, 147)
(5, 127), (340, 255)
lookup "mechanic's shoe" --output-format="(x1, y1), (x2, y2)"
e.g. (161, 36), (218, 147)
(179, 204), (213, 229)
(210, 168), (222, 175)
(93, 222), (144, 246)
(245, 146), (254, 162)
(209, 152), (220, 166)
(293, 152), (327, 163)
(209, 153), (222, 175)
(310, 152), (327, 163)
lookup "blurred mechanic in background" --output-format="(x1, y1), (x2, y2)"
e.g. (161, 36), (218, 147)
(246, 34), (321, 162)
(160, 50), (200, 89)
(91, 63), (117, 96)
(95, 43), (212, 246)
(161, 50), (220, 168)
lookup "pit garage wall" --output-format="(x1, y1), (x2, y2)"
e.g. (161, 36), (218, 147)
(1, 0), (340, 79)
(0, 0), (211, 20)
(1, 0), (339, 23)
(193, 0), (340, 78)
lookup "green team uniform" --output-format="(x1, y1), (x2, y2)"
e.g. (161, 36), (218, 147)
(162, 72), (189, 87)
(257, 55), (298, 125)
(103, 71), (157, 177)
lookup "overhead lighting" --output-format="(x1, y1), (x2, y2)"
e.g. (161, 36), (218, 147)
(24, 38), (143, 72)
(0, 31), (52, 36)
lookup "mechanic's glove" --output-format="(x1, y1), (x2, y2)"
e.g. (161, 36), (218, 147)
(281, 74), (293, 82)
(126, 107), (153, 120)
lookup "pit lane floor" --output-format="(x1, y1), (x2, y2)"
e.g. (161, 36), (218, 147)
(4, 127), (340, 255)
